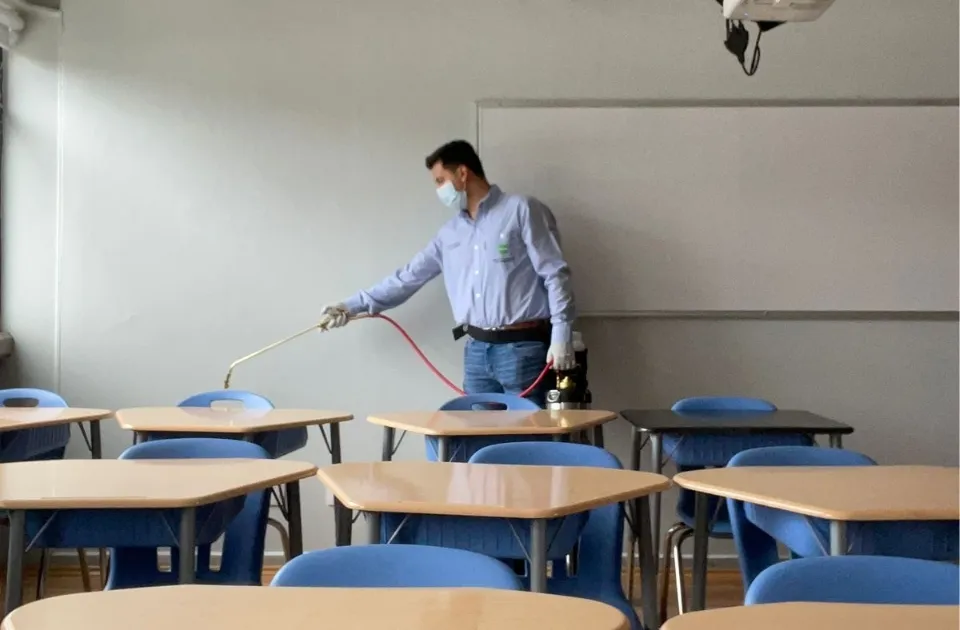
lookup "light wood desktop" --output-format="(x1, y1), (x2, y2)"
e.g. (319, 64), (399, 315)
(318, 461), (669, 518)
(1, 585), (632, 630)
(116, 407), (353, 434)
(672, 465), (960, 612)
(318, 461), (669, 629)
(368, 409), (619, 462)
(0, 408), (112, 458)
(662, 602), (958, 630)
(116, 407), (354, 546)
(0, 459), (317, 614)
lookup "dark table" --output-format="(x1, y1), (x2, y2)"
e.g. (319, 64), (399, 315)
(618, 408), (854, 599)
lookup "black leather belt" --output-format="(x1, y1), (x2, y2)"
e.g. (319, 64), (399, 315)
(452, 321), (551, 344)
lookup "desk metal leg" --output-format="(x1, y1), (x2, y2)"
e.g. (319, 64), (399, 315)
(592, 425), (605, 448)
(829, 521), (847, 556)
(178, 508), (197, 584)
(635, 496), (660, 630)
(90, 420), (102, 459)
(437, 437), (450, 463)
(329, 424), (352, 547)
(381, 427), (395, 462)
(529, 519), (547, 593)
(627, 428), (642, 600)
(367, 512), (382, 545)
(89, 420), (106, 587)
(690, 492), (710, 612)
(828, 434), (843, 448)
(650, 434), (663, 565)
(286, 481), (304, 557)
(4, 510), (25, 614)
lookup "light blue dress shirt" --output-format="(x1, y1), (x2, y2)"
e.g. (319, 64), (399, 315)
(343, 185), (576, 344)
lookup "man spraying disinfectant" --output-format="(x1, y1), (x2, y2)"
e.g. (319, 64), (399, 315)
(318, 140), (576, 407)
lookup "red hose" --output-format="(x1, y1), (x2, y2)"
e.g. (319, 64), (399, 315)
(367, 313), (554, 399)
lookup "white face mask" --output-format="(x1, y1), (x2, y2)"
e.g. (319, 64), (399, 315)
(436, 180), (467, 211)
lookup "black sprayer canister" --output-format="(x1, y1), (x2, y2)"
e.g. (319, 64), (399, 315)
(546, 331), (592, 410)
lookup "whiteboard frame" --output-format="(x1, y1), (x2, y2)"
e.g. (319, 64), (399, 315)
(475, 99), (960, 321)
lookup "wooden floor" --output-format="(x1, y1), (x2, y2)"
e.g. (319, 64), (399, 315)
(6, 564), (744, 620)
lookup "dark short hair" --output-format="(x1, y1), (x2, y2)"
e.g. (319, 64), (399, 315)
(425, 140), (486, 179)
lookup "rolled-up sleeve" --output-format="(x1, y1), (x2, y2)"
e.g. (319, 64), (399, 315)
(519, 198), (576, 344)
(343, 235), (443, 316)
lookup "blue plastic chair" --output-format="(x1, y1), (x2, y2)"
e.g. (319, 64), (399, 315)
(426, 393), (544, 462)
(745, 556), (960, 605)
(0, 388), (71, 462)
(106, 438), (271, 589)
(175, 390), (308, 459)
(727, 445), (959, 592)
(659, 397), (812, 616)
(168, 390), (305, 559)
(469, 442), (640, 630)
(270, 544), (523, 589)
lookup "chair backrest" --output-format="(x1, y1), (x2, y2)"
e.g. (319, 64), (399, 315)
(470, 441), (622, 468)
(0, 388), (67, 408)
(672, 396), (777, 413)
(270, 544), (523, 589)
(726, 446), (877, 591)
(728, 445), (876, 468)
(111, 437), (271, 588)
(746, 556), (960, 605)
(178, 390), (273, 410)
(440, 393), (541, 411)
(120, 436), (271, 460)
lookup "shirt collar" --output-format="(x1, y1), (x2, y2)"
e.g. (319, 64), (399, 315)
(459, 184), (502, 220)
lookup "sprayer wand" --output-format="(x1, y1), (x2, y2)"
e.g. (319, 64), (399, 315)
(222, 313), (553, 397)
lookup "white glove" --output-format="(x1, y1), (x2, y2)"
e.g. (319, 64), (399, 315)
(318, 304), (350, 331)
(547, 342), (575, 371)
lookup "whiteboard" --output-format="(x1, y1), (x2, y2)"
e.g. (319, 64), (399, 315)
(478, 104), (959, 313)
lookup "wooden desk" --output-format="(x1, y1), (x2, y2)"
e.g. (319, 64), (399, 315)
(662, 602), (958, 630)
(673, 466), (960, 611)
(618, 408), (853, 567)
(368, 409), (619, 462)
(0, 408), (113, 459)
(1, 585), (632, 630)
(318, 461), (669, 629)
(0, 459), (317, 614)
(116, 407), (354, 545)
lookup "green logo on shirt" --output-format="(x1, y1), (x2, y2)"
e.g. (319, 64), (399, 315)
(497, 242), (509, 257)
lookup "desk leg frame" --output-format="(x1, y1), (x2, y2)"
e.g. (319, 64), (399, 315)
(286, 480), (304, 557)
(178, 507), (197, 584)
(367, 512), (382, 545)
(690, 491), (710, 612)
(529, 519), (547, 593)
(4, 510), (25, 614)
(328, 423), (352, 547)
(381, 427), (396, 462)
(829, 521), (847, 556)
(650, 434), (663, 566)
(635, 496), (660, 630)
(828, 434), (844, 448)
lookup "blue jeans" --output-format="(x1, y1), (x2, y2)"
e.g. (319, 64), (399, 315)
(463, 339), (551, 408)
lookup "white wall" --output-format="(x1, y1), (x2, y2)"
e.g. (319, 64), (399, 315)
(3, 0), (958, 554)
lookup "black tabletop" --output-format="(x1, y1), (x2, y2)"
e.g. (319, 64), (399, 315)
(619, 409), (853, 434)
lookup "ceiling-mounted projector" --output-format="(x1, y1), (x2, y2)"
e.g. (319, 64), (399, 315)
(723, 0), (836, 23)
